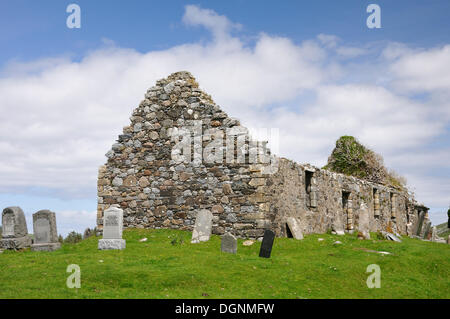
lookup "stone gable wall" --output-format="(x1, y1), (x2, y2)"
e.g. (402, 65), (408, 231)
(97, 71), (427, 239)
(97, 72), (273, 239)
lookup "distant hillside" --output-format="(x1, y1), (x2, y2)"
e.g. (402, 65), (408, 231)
(436, 222), (450, 239)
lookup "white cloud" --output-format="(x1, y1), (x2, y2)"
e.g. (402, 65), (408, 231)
(56, 210), (97, 236)
(387, 44), (450, 93)
(0, 5), (449, 225)
(182, 4), (242, 41)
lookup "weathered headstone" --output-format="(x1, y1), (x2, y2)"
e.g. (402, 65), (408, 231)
(286, 217), (303, 240)
(98, 206), (126, 250)
(259, 229), (275, 258)
(0, 207), (32, 250)
(381, 231), (402, 242)
(431, 226), (438, 242)
(358, 202), (371, 240)
(31, 210), (61, 251)
(191, 209), (213, 244)
(332, 212), (345, 235)
(221, 232), (237, 254)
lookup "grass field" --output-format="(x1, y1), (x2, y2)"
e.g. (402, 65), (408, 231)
(0, 228), (449, 299)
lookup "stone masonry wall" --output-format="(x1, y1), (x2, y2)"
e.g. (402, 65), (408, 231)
(97, 72), (273, 239)
(265, 158), (421, 237)
(98, 71), (425, 239)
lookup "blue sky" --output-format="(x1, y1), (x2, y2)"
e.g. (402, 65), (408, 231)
(1, 1), (449, 235)
(2, 0), (450, 64)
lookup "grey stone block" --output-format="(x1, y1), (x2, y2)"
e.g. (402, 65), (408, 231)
(0, 236), (32, 250)
(31, 242), (61, 252)
(98, 239), (126, 250)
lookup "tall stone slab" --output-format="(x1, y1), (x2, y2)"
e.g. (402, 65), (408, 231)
(358, 202), (371, 240)
(98, 206), (126, 250)
(1, 207), (31, 250)
(286, 217), (303, 240)
(332, 212), (345, 235)
(259, 229), (275, 258)
(191, 209), (213, 244)
(31, 210), (61, 251)
(221, 232), (237, 254)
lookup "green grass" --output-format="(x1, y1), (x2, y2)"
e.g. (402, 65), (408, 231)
(0, 229), (449, 299)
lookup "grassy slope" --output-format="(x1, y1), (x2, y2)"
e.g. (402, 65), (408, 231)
(0, 229), (449, 299)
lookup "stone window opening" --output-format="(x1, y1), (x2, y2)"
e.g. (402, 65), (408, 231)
(373, 188), (380, 218)
(390, 192), (396, 220)
(305, 170), (317, 209)
(342, 191), (353, 231)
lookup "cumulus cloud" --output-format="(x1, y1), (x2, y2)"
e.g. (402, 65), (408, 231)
(0, 5), (449, 224)
(182, 4), (242, 41)
(388, 44), (450, 93)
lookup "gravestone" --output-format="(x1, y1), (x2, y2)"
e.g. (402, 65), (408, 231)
(358, 202), (371, 239)
(31, 210), (61, 251)
(0, 207), (32, 250)
(331, 212), (345, 235)
(191, 209), (213, 244)
(221, 232), (237, 254)
(286, 217), (303, 240)
(259, 229), (275, 258)
(98, 206), (126, 250)
(431, 226), (438, 242)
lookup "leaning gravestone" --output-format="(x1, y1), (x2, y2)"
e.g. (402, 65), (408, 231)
(286, 217), (303, 240)
(31, 210), (61, 251)
(98, 206), (126, 250)
(221, 232), (237, 254)
(191, 209), (213, 244)
(358, 202), (371, 240)
(0, 207), (32, 250)
(259, 229), (275, 258)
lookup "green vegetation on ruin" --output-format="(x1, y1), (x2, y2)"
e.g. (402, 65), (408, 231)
(0, 228), (448, 299)
(323, 136), (407, 190)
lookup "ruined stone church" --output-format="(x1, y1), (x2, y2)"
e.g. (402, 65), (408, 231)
(97, 71), (430, 240)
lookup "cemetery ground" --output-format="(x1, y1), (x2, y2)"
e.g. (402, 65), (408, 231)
(0, 229), (448, 299)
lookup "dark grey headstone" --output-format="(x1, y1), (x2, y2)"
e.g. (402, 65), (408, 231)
(259, 229), (275, 258)
(221, 232), (237, 254)
(1, 207), (32, 250)
(33, 210), (59, 243)
(2, 207), (29, 238)
(31, 210), (61, 251)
